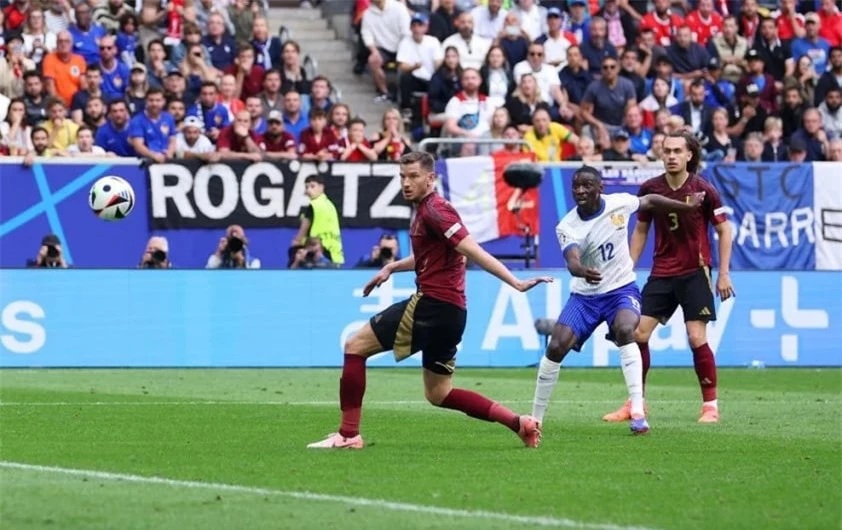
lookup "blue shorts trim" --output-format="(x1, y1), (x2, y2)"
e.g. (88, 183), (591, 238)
(557, 282), (641, 351)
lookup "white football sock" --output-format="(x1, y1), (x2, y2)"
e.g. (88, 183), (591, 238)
(532, 356), (561, 423)
(704, 400), (718, 409)
(619, 343), (645, 417)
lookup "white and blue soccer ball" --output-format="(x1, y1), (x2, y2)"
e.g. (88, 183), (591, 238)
(89, 176), (135, 221)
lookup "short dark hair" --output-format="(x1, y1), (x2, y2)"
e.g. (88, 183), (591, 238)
(574, 165), (602, 182)
(23, 70), (41, 82)
(107, 99), (128, 112)
(309, 108), (327, 120)
(146, 87), (166, 98)
(31, 126), (49, 139)
(77, 124), (93, 135)
(399, 151), (436, 172)
(47, 97), (65, 109)
(304, 174), (325, 185)
(86, 64), (101, 73)
(348, 117), (367, 128)
(312, 75), (331, 88)
(200, 81), (218, 91)
(666, 131), (702, 174)
(690, 79), (706, 90)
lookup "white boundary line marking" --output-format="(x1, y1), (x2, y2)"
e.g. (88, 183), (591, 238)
(0, 461), (658, 530)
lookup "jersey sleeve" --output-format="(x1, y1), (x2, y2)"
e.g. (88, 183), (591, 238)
(703, 181), (727, 226)
(636, 181), (653, 223)
(425, 199), (469, 248)
(616, 192), (640, 215)
(556, 220), (580, 255)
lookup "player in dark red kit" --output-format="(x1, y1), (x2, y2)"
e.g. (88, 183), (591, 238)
(603, 131), (734, 424)
(308, 152), (552, 449)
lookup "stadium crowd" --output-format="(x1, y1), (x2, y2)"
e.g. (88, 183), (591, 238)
(1, 0), (841, 162)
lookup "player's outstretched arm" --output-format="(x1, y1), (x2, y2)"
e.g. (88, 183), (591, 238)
(455, 235), (553, 292)
(563, 246), (602, 284)
(713, 222), (736, 300)
(639, 192), (706, 213)
(630, 221), (650, 266)
(362, 255), (416, 297)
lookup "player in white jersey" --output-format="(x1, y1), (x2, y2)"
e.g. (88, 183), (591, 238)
(530, 166), (704, 437)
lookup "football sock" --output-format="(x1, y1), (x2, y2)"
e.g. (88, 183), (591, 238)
(638, 341), (651, 391)
(441, 388), (520, 432)
(619, 343), (645, 417)
(692, 343), (718, 404)
(531, 356), (561, 424)
(338, 354), (366, 438)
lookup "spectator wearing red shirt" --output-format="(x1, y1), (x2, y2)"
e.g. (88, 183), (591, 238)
(639, 0), (684, 47)
(685, 0), (724, 47)
(298, 108), (339, 161)
(338, 118), (377, 162)
(217, 110), (263, 161)
(819, 0), (842, 47)
(775, 0), (806, 41)
(3, 0), (29, 32)
(262, 110), (297, 159)
(225, 46), (266, 100)
(739, 0), (763, 43)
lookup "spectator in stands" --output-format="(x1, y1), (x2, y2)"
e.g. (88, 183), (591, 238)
(818, 0), (842, 47)
(226, 46), (265, 100)
(564, 0), (590, 44)
(282, 90), (308, 142)
(443, 11), (491, 69)
(338, 117), (377, 161)
(640, 0), (684, 48)
(512, 0), (547, 41)
(23, 126), (61, 165)
(428, 46), (462, 121)
(647, 58), (685, 102)
(705, 107), (739, 162)
(69, 3), (106, 65)
(188, 81), (229, 142)
(581, 55), (636, 148)
(280, 41), (310, 96)
(728, 84), (768, 138)
(176, 43), (214, 102)
(96, 99), (134, 156)
(685, 0), (723, 47)
(129, 87), (177, 162)
(599, 0), (637, 52)
(218, 73), (245, 119)
(739, 49), (778, 113)
(126, 64), (149, 115)
(260, 68), (284, 119)
(558, 45), (592, 111)
(70, 66), (102, 124)
(228, 0), (258, 42)
(97, 35), (129, 100)
(251, 17), (282, 70)
(672, 79), (715, 135)
(792, 13), (831, 76)
(83, 96), (107, 133)
(480, 45), (515, 108)
(637, 27), (667, 78)
(372, 107), (411, 160)
(443, 68), (493, 151)
(667, 25), (710, 83)
(828, 138), (842, 160)
(260, 109), (297, 159)
(775, 0), (806, 42)
(816, 46), (842, 105)
(429, 0), (462, 42)
(513, 42), (565, 113)
(523, 106), (577, 161)
(294, 174), (344, 265)
(791, 108), (829, 160)
(144, 39), (172, 90)
(66, 125), (107, 156)
(494, 11), (529, 68)
(361, 0), (411, 102)
(568, 135), (602, 162)
(785, 54), (818, 105)
(497, 124), (522, 154)
(580, 17), (618, 78)
(755, 17), (793, 85)
(42, 0), (71, 35)
(194, 0), (234, 35)
(40, 97), (77, 150)
(355, 233), (400, 269)
(602, 129), (647, 162)
(622, 105), (651, 155)
(202, 13), (237, 70)
(208, 225), (261, 269)
(506, 74), (547, 132)
(471, 0), (506, 40)
(169, 22), (205, 67)
(640, 77), (678, 129)
(42, 31), (86, 108)
(116, 13), (139, 66)
(306, 76), (334, 116)
(781, 85), (809, 139)
(4, 0), (28, 33)
(93, 0), (132, 34)
(788, 138), (809, 162)
(535, 7), (576, 72)
(620, 48), (646, 102)
(702, 57), (736, 110)
(477, 106), (511, 155)
(819, 85), (842, 138)
(646, 131), (665, 161)
(298, 108), (339, 161)
(167, 99), (187, 129)
(217, 109), (262, 160)
(654, 107), (673, 134)
(1, 98), (33, 156)
(175, 115), (218, 160)
(739, 0), (763, 43)
(329, 103), (350, 140)
(21, 9), (55, 68)
(739, 132), (764, 162)
(707, 16), (747, 85)
(165, 70), (192, 108)
(762, 116), (788, 162)
(1, 35), (34, 98)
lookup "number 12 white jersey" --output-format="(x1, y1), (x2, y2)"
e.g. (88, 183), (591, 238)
(556, 193), (640, 295)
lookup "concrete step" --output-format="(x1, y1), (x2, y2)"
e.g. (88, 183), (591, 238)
(296, 40), (350, 54)
(269, 7), (325, 20)
(266, 17), (330, 32)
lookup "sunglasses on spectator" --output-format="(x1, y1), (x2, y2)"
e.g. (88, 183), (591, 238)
(100, 45), (115, 50)
(602, 64), (618, 70)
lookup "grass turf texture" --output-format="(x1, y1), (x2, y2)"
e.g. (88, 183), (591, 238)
(0, 368), (839, 530)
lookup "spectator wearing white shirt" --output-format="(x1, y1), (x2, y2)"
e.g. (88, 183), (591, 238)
(534, 7), (578, 72)
(397, 13), (444, 116)
(510, 0), (546, 41)
(66, 126), (109, 156)
(176, 115), (219, 161)
(442, 11), (492, 70)
(361, 0), (412, 102)
(513, 42), (566, 114)
(443, 68), (494, 154)
(470, 0), (507, 40)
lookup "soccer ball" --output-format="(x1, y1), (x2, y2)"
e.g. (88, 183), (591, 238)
(89, 176), (135, 221)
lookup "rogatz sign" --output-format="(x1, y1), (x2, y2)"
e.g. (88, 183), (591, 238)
(147, 160), (411, 229)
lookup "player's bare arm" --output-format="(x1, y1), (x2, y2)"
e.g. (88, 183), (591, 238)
(562, 246), (602, 284)
(714, 222), (735, 301)
(362, 255), (416, 297)
(455, 235), (553, 292)
(629, 220), (650, 266)
(639, 192), (706, 213)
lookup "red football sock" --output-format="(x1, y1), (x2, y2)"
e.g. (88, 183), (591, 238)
(692, 343), (718, 402)
(338, 354), (366, 438)
(441, 388), (520, 432)
(638, 341), (651, 392)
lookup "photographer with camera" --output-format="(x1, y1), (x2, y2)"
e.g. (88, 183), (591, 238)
(206, 225), (262, 269)
(29, 234), (68, 268)
(289, 237), (333, 269)
(355, 233), (400, 269)
(139, 237), (172, 269)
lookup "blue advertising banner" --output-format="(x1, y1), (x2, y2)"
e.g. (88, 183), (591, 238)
(1, 270), (839, 368)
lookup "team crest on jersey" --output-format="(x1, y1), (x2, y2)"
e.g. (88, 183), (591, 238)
(610, 213), (625, 228)
(70, 65), (81, 76)
(161, 124), (169, 134)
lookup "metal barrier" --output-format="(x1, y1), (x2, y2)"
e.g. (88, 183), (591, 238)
(418, 138), (530, 152)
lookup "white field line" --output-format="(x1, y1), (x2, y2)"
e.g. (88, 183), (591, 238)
(0, 461), (658, 530)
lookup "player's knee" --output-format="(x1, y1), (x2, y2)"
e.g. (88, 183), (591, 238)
(546, 338), (567, 363)
(424, 386), (449, 406)
(687, 329), (707, 348)
(613, 324), (636, 345)
(634, 327), (652, 343)
(343, 334), (368, 356)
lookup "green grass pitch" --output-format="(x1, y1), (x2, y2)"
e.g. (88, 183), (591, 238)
(0, 368), (839, 530)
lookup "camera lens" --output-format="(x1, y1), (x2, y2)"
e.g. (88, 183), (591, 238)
(379, 247), (393, 259)
(152, 250), (167, 262)
(226, 236), (244, 253)
(46, 245), (59, 258)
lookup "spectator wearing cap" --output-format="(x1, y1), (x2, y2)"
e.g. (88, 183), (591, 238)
(513, 42), (566, 112)
(176, 115), (217, 160)
(619, 48), (646, 102)
(97, 35), (130, 100)
(639, 0), (684, 48)
(774, 0), (806, 42)
(42, 30), (86, 108)
(666, 25), (710, 83)
(471, 0), (507, 40)
(603, 129), (646, 162)
(563, 0), (590, 45)
(819, 85), (842, 138)
(788, 137), (810, 162)
(510, 0), (546, 42)
(622, 105), (652, 156)
(262, 109), (298, 159)
(727, 83), (768, 139)
(598, 0), (638, 52)
(685, 0), (723, 47)
(68, 3), (107, 66)
(217, 109), (262, 161)
(202, 12), (238, 70)
(429, 0), (462, 42)
(70, 65), (103, 125)
(739, 132), (764, 162)
(818, 0), (842, 47)
(188, 82), (229, 142)
(251, 17), (283, 70)
(581, 55), (637, 148)
(792, 13), (832, 76)
(95, 99), (134, 156)
(397, 13), (443, 116)
(706, 16), (747, 85)
(671, 79), (715, 136)
(495, 11), (530, 69)
(534, 7), (578, 72)
(827, 137), (842, 161)
(702, 56), (736, 109)
(128, 87), (177, 162)
(259, 69), (283, 119)
(754, 16), (794, 84)
(361, 0), (412, 102)
(443, 11), (492, 70)
(790, 108), (829, 161)
(282, 90), (309, 142)
(580, 17), (618, 78)
(815, 46), (842, 105)
(738, 49), (778, 113)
